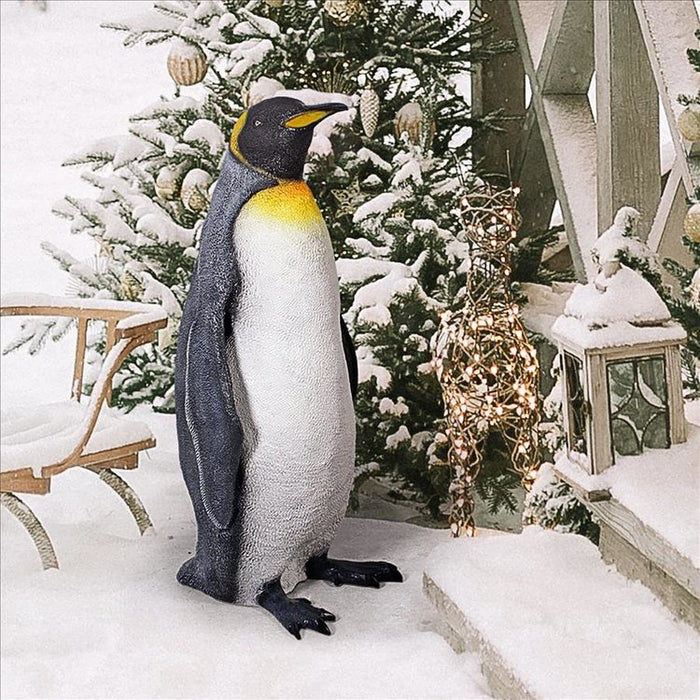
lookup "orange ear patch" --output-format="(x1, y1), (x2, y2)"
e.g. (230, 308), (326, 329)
(285, 110), (332, 129)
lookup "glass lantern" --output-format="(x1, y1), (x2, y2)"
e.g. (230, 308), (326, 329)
(553, 316), (687, 475)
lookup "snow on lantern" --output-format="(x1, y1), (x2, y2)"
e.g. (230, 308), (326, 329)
(551, 210), (687, 475)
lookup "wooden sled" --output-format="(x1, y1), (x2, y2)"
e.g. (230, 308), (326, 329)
(0, 294), (167, 569)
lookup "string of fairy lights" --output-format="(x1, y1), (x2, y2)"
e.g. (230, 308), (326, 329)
(432, 183), (540, 537)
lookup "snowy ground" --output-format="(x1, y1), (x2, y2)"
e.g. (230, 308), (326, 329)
(0, 4), (489, 697)
(1, 410), (490, 699)
(426, 529), (700, 699)
(3, 4), (699, 699)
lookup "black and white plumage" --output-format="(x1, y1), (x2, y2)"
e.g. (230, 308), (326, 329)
(174, 97), (400, 639)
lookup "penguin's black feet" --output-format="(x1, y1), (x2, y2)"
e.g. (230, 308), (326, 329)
(256, 578), (336, 640)
(306, 551), (403, 588)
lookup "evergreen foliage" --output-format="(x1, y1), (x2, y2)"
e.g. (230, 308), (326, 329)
(8, 0), (525, 518)
(660, 212), (700, 397)
(668, 28), (700, 397)
(523, 363), (599, 543)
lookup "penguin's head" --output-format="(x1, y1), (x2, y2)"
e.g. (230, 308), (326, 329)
(229, 96), (348, 180)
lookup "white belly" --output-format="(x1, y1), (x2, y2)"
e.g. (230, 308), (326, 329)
(227, 191), (355, 603)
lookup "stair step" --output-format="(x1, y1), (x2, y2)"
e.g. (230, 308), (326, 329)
(424, 529), (699, 699)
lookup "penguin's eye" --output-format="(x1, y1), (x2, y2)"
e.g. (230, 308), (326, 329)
(253, 119), (262, 127)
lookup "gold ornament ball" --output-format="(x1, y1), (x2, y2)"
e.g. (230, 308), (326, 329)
(155, 165), (181, 201)
(324, 0), (366, 25)
(181, 168), (213, 213)
(677, 106), (700, 142)
(167, 39), (208, 87)
(683, 204), (700, 243)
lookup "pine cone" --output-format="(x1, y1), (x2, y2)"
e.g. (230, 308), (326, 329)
(359, 88), (380, 138)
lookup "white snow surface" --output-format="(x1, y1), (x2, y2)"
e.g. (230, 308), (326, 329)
(182, 119), (225, 155)
(0, 400), (153, 473)
(1, 411), (489, 699)
(551, 263), (686, 349)
(425, 528), (700, 699)
(353, 192), (399, 223)
(557, 412), (700, 568)
(603, 425), (700, 568)
(565, 265), (671, 327)
(552, 314), (687, 349)
(591, 207), (658, 272)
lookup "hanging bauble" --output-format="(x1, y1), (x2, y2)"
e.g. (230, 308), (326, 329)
(323, 0), (366, 25)
(683, 203), (700, 243)
(359, 88), (379, 138)
(155, 165), (181, 201)
(677, 106), (700, 142)
(167, 39), (208, 87)
(180, 168), (213, 213)
(394, 102), (423, 145)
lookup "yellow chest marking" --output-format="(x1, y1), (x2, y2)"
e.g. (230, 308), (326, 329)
(245, 181), (323, 228)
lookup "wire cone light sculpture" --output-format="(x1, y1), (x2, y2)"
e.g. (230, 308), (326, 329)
(432, 183), (540, 537)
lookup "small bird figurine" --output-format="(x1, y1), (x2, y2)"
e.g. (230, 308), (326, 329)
(175, 96), (403, 639)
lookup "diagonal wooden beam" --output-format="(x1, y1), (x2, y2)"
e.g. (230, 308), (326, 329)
(648, 161), (683, 253)
(540, 95), (598, 280)
(510, 0), (597, 281)
(512, 107), (557, 279)
(650, 161), (696, 293)
(510, 0), (557, 75)
(537, 0), (594, 95)
(634, 0), (700, 194)
(595, 0), (660, 235)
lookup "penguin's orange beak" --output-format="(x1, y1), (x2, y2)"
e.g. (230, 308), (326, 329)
(285, 102), (348, 129)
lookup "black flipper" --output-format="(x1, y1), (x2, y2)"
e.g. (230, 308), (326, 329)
(340, 315), (358, 401)
(176, 151), (274, 530)
(174, 151), (274, 597)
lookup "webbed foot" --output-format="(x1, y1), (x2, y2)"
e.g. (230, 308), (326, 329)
(256, 578), (336, 639)
(306, 551), (403, 588)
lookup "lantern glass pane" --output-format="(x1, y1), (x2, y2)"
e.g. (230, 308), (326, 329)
(606, 356), (669, 457)
(563, 352), (587, 456)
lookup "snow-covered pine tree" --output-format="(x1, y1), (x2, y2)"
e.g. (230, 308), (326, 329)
(666, 29), (700, 397)
(9, 0), (521, 518)
(666, 196), (700, 397)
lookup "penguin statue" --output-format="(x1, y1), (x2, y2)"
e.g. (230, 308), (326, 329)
(175, 96), (402, 638)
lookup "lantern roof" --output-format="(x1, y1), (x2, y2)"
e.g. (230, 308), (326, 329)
(552, 264), (686, 350)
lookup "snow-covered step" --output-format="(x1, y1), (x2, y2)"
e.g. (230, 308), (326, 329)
(554, 420), (700, 631)
(424, 529), (699, 699)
